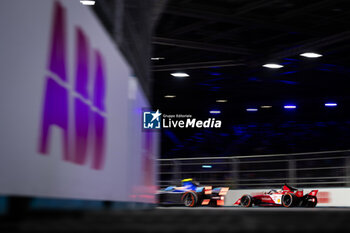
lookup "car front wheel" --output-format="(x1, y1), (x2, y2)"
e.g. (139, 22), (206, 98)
(182, 192), (198, 207)
(282, 193), (297, 207)
(240, 195), (253, 207)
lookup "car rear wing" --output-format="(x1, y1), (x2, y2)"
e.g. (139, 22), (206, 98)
(308, 190), (318, 196)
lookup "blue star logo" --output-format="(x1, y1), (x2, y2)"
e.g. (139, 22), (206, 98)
(143, 109), (162, 129)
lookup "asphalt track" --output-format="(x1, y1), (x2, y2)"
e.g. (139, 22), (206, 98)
(158, 206), (350, 211)
(2, 207), (350, 232)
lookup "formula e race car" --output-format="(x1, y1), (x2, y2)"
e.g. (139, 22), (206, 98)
(234, 184), (318, 207)
(157, 178), (229, 207)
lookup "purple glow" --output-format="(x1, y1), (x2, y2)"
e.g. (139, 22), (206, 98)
(92, 51), (107, 170)
(39, 2), (107, 170)
(39, 79), (70, 161)
(39, 3), (69, 161)
(49, 2), (67, 81)
(142, 132), (154, 186)
(93, 51), (106, 112)
(74, 28), (90, 164)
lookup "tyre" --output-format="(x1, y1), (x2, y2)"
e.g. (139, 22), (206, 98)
(282, 193), (297, 207)
(240, 195), (253, 207)
(304, 196), (317, 207)
(182, 191), (198, 207)
(209, 199), (218, 207)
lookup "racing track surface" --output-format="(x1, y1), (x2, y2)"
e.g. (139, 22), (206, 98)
(1, 207), (350, 233)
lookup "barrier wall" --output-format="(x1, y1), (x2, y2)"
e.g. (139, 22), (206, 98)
(0, 0), (158, 203)
(225, 188), (350, 207)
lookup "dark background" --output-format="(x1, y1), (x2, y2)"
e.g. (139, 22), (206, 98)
(2, 1), (350, 232)
(150, 0), (350, 159)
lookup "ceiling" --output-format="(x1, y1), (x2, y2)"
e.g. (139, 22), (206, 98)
(152, 0), (350, 116)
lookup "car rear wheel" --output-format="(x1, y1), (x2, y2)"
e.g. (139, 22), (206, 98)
(240, 195), (253, 207)
(304, 196), (317, 207)
(282, 193), (297, 207)
(182, 192), (198, 207)
(209, 199), (218, 207)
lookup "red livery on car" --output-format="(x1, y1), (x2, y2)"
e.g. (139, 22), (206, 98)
(234, 184), (318, 207)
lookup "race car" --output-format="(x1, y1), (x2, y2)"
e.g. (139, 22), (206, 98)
(234, 184), (318, 207)
(157, 178), (229, 207)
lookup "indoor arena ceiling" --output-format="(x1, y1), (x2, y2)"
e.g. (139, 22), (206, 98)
(152, 0), (350, 115)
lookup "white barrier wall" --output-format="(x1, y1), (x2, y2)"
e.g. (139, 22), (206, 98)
(225, 188), (350, 207)
(0, 0), (158, 203)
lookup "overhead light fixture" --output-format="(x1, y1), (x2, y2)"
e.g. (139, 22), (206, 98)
(202, 165), (212, 169)
(261, 105), (272, 109)
(246, 108), (258, 112)
(325, 103), (337, 107)
(300, 52), (323, 58)
(216, 100), (228, 103)
(209, 110), (221, 114)
(284, 105), (296, 109)
(263, 64), (283, 69)
(151, 57), (165, 60)
(164, 95), (176, 98)
(171, 72), (189, 77)
(80, 1), (95, 5)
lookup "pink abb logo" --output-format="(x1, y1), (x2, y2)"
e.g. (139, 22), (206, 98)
(38, 2), (107, 170)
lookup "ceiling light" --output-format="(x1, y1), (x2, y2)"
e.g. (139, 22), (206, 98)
(300, 52), (323, 58)
(164, 95), (176, 98)
(263, 64), (283, 69)
(325, 103), (337, 107)
(171, 72), (189, 77)
(80, 1), (95, 5)
(216, 100), (228, 103)
(284, 105), (296, 109)
(246, 108), (258, 112)
(151, 57), (165, 60)
(202, 165), (212, 169)
(209, 110), (221, 114)
(261, 105), (272, 109)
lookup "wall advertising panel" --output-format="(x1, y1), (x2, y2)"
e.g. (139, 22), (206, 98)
(0, 0), (158, 203)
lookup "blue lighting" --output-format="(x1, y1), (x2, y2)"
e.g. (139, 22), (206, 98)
(210, 110), (221, 114)
(210, 72), (221, 76)
(208, 77), (224, 82)
(283, 58), (298, 61)
(325, 103), (337, 107)
(284, 105), (296, 109)
(220, 133), (229, 136)
(210, 87), (221, 91)
(246, 108), (258, 112)
(281, 62), (292, 65)
(279, 80), (298, 85)
(202, 165), (212, 169)
(280, 71), (297, 75)
(249, 77), (262, 82)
